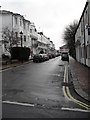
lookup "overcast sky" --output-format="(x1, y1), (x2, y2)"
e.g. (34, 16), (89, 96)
(0, 0), (87, 49)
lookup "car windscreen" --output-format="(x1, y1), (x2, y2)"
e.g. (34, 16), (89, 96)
(62, 53), (68, 57)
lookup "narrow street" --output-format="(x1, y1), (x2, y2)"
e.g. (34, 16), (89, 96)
(2, 57), (89, 118)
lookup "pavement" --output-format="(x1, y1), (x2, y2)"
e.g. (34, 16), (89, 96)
(69, 57), (90, 102)
(1, 59), (33, 70)
(1, 57), (90, 102)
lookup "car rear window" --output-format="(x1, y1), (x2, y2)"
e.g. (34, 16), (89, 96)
(62, 53), (68, 56)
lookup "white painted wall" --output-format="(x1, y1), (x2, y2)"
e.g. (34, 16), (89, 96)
(75, 2), (90, 67)
(0, 11), (32, 54)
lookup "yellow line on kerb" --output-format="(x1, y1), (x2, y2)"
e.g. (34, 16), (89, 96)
(63, 62), (90, 111)
(63, 86), (71, 101)
(66, 64), (90, 109)
(63, 64), (71, 100)
(66, 87), (90, 110)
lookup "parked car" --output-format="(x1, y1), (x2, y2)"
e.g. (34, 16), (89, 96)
(51, 53), (55, 58)
(47, 53), (52, 59)
(33, 54), (44, 62)
(61, 52), (69, 62)
(33, 53), (49, 62)
(55, 53), (60, 57)
(43, 54), (49, 61)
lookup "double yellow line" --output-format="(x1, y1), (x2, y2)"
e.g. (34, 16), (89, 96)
(63, 62), (90, 111)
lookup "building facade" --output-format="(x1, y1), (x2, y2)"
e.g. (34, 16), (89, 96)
(37, 32), (50, 54)
(0, 10), (56, 58)
(30, 22), (38, 57)
(75, 0), (90, 67)
(0, 10), (31, 53)
(0, 10), (38, 58)
(37, 32), (55, 55)
(0, 7), (2, 60)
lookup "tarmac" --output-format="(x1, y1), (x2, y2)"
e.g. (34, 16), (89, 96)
(1, 59), (33, 70)
(1, 57), (90, 102)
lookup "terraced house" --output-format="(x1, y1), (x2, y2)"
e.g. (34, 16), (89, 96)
(0, 10), (32, 57)
(75, 0), (90, 67)
(0, 10), (55, 59)
(37, 32), (55, 55)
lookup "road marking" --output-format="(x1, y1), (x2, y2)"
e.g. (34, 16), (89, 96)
(47, 73), (61, 77)
(61, 107), (90, 113)
(63, 63), (90, 111)
(63, 65), (71, 100)
(62, 86), (71, 101)
(64, 65), (66, 83)
(63, 64), (71, 101)
(65, 64), (90, 109)
(2, 101), (35, 107)
(66, 87), (90, 110)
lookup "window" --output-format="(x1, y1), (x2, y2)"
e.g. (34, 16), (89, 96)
(24, 35), (26, 42)
(28, 23), (29, 30)
(23, 22), (26, 29)
(20, 19), (22, 26)
(81, 47), (84, 58)
(35, 28), (37, 32)
(81, 19), (84, 34)
(30, 29), (32, 33)
(15, 32), (18, 38)
(15, 17), (17, 25)
(28, 36), (29, 41)
(88, 27), (90, 35)
(84, 10), (88, 25)
(87, 45), (90, 58)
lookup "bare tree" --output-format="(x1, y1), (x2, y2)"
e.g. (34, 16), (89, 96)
(2, 27), (19, 54)
(63, 20), (78, 59)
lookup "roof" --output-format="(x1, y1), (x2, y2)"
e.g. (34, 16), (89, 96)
(60, 44), (68, 49)
(0, 10), (31, 23)
(75, 2), (89, 34)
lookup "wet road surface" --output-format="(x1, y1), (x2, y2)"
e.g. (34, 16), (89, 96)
(2, 57), (89, 118)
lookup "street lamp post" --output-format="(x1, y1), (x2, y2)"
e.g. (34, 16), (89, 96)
(20, 31), (23, 47)
(19, 31), (23, 63)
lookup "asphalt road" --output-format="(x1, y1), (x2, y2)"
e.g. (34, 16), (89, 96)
(2, 57), (89, 118)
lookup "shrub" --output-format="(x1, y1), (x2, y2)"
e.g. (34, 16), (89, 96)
(11, 47), (30, 61)
(2, 54), (10, 60)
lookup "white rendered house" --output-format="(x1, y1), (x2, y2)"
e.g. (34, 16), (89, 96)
(75, 1), (90, 67)
(0, 10), (32, 56)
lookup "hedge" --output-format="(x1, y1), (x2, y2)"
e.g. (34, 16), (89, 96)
(11, 47), (30, 61)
